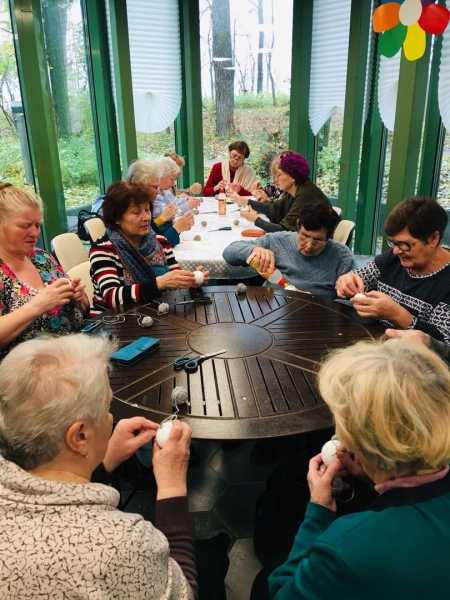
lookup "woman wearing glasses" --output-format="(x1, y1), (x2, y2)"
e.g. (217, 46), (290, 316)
(203, 140), (257, 197)
(336, 197), (450, 342)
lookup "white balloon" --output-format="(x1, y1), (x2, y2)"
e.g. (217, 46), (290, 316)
(156, 421), (173, 448)
(193, 270), (205, 285)
(321, 439), (341, 466)
(399, 0), (422, 26)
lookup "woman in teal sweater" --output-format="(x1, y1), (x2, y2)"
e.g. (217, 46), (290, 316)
(269, 338), (450, 599)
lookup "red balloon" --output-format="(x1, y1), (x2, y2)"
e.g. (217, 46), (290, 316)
(419, 4), (450, 35)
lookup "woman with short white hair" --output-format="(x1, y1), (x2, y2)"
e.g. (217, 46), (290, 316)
(153, 157), (199, 222)
(269, 338), (450, 599)
(0, 183), (88, 358)
(0, 333), (196, 599)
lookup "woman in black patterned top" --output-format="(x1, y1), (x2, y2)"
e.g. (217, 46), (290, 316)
(336, 197), (450, 342)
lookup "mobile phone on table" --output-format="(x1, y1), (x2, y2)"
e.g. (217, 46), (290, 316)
(111, 336), (160, 366)
(81, 320), (103, 334)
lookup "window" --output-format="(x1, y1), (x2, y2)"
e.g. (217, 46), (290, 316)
(40, 0), (99, 213)
(199, 0), (293, 186)
(0, 1), (33, 187)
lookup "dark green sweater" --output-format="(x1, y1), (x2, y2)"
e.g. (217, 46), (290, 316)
(269, 471), (450, 599)
(250, 180), (330, 232)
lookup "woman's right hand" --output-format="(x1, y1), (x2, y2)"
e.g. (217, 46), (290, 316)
(307, 453), (342, 512)
(253, 188), (269, 202)
(159, 203), (177, 223)
(213, 180), (227, 193)
(152, 420), (192, 500)
(29, 278), (74, 316)
(156, 270), (196, 290)
(335, 272), (364, 298)
(174, 212), (194, 233)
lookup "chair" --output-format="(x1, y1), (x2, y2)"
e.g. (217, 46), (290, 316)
(84, 217), (106, 243)
(67, 261), (94, 305)
(333, 220), (355, 246)
(52, 232), (88, 272)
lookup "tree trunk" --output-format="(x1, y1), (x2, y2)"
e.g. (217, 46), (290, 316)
(42, 0), (71, 138)
(211, 0), (234, 136)
(256, 0), (264, 94)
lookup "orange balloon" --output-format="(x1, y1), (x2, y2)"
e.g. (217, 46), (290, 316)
(373, 3), (401, 33)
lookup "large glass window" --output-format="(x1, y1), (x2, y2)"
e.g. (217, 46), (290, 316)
(0, 1), (33, 187)
(437, 130), (450, 208)
(199, 0), (293, 185)
(40, 0), (99, 212)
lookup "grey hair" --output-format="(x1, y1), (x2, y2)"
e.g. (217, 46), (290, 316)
(158, 156), (180, 178)
(127, 159), (161, 186)
(0, 334), (117, 470)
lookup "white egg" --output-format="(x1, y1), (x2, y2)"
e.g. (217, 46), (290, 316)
(157, 302), (170, 315)
(156, 421), (173, 448)
(236, 283), (247, 294)
(321, 439), (341, 466)
(353, 293), (366, 301)
(140, 316), (154, 327)
(193, 270), (204, 285)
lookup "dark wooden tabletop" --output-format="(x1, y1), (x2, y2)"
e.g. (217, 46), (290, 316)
(107, 286), (383, 440)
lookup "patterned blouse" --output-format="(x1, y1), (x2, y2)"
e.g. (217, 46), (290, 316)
(0, 248), (84, 358)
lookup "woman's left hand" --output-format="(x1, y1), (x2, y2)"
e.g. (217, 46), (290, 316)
(307, 453), (342, 512)
(71, 277), (90, 312)
(351, 291), (413, 326)
(103, 417), (159, 472)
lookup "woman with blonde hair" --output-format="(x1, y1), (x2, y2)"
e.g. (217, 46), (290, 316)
(269, 338), (450, 599)
(0, 182), (88, 357)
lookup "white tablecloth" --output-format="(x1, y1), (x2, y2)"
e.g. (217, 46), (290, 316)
(173, 197), (260, 278)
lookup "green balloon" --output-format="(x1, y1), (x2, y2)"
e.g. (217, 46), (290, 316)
(380, 23), (407, 58)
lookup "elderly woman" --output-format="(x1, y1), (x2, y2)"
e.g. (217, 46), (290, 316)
(0, 333), (196, 599)
(269, 338), (450, 599)
(337, 197), (450, 342)
(0, 182), (89, 357)
(89, 181), (207, 314)
(239, 151), (330, 232)
(251, 152), (283, 203)
(203, 140), (257, 197)
(128, 159), (194, 247)
(153, 156), (200, 219)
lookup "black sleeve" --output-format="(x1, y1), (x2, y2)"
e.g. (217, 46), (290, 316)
(249, 199), (274, 218)
(430, 338), (450, 365)
(254, 217), (284, 232)
(91, 463), (113, 485)
(141, 277), (161, 301)
(155, 496), (198, 598)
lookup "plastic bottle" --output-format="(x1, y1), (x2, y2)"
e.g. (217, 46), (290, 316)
(246, 256), (289, 288)
(218, 192), (227, 216)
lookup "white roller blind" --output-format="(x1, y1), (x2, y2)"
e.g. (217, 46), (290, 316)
(126, 0), (182, 133)
(438, 0), (450, 129)
(377, 53), (401, 132)
(309, 0), (352, 135)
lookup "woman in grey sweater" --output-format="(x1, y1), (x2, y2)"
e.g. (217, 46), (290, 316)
(0, 334), (196, 599)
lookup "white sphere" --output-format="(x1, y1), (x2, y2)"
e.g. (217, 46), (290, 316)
(172, 386), (188, 407)
(141, 316), (154, 327)
(158, 302), (170, 315)
(236, 283), (247, 294)
(321, 439), (341, 466)
(353, 293), (366, 301)
(156, 421), (173, 448)
(193, 270), (204, 285)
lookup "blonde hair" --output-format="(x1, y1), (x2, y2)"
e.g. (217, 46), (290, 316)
(0, 334), (117, 470)
(158, 156), (181, 179)
(127, 159), (160, 186)
(318, 338), (450, 478)
(164, 151), (185, 168)
(0, 182), (43, 222)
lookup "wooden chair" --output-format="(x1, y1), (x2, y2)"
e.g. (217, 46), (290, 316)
(333, 220), (355, 246)
(52, 232), (88, 272)
(84, 217), (106, 243)
(67, 261), (94, 305)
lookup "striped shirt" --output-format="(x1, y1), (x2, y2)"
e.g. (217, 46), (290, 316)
(89, 234), (178, 315)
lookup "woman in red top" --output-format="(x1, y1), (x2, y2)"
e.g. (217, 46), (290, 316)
(203, 140), (257, 196)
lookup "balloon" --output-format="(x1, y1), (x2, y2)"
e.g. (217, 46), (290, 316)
(373, 2), (401, 32)
(404, 22), (426, 61)
(419, 4), (450, 35)
(399, 0), (422, 26)
(380, 22), (407, 57)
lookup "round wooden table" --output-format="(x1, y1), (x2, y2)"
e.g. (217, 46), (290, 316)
(108, 286), (383, 440)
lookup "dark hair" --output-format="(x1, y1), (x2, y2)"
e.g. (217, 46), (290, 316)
(384, 196), (448, 242)
(279, 151), (309, 185)
(228, 140), (250, 158)
(297, 203), (340, 238)
(102, 181), (152, 227)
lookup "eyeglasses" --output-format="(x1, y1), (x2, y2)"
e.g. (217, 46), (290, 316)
(299, 231), (327, 246)
(386, 239), (416, 252)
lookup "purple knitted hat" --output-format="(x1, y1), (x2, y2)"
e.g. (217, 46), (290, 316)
(279, 151), (309, 185)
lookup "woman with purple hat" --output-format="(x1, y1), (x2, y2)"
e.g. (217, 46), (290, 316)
(240, 151), (330, 232)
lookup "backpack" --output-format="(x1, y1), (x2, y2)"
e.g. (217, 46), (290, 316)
(77, 209), (101, 241)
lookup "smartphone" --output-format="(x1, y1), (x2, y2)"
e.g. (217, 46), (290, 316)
(111, 336), (160, 365)
(81, 320), (103, 334)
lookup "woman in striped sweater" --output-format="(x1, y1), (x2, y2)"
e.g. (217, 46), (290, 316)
(89, 181), (207, 314)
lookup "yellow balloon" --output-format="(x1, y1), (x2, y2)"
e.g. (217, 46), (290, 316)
(403, 23), (426, 61)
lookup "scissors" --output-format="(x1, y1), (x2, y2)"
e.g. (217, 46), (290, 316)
(207, 226), (232, 232)
(173, 349), (227, 373)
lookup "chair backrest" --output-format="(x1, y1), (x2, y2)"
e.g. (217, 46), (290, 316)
(67, 261), (94, 305)
(333, 220), (355, 246)
(84, 217), (106, 243)
(52, 232), (88, 272)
